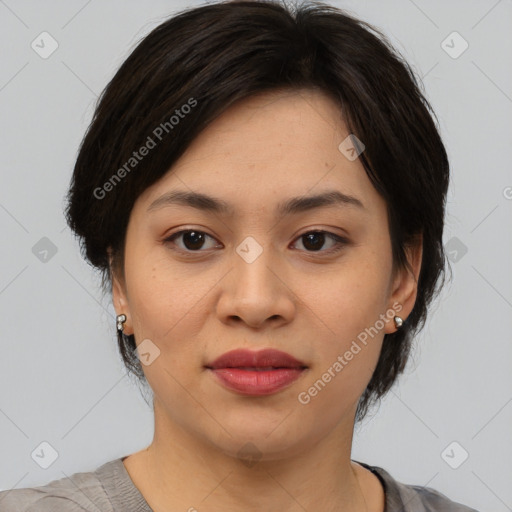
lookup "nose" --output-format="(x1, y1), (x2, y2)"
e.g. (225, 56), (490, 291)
(215, 240), (296, 330)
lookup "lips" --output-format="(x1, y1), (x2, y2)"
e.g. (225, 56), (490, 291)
(206, 349), (307, 396)
(207, 348), (306, 370)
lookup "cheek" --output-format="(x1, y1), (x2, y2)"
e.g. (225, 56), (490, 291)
(124, 253), (224, 395)
(298, 294), (385, 421)
(124, 244), (203, 338)
(314, 252), (391, 339)
(301, 249), (391, 397)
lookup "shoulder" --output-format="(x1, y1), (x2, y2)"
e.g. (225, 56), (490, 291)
(393, 480), (481, 511)
(0, 459), (119, 512)
(0, 491), (89, 512)
(355, 460), (481, 512)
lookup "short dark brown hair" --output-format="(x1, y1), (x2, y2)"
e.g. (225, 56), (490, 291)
(65, 0), (451, 423)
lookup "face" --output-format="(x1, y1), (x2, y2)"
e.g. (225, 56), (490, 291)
(112, 88), (421, 461)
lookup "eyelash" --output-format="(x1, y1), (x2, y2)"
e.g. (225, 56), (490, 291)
(162, 229), (349, 256)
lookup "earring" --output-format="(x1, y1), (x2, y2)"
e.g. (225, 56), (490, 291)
(394, 316), (403, 329)
(116, 314), (127, 332)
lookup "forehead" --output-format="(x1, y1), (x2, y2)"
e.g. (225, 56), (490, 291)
(136, 88), (385, 219)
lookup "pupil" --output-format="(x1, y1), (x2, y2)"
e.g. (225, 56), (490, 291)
(304, 232), (324, 251)
(184, 231), (204, 250)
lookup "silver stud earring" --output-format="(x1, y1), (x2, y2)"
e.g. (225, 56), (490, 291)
(116, 314), (127, 332)
(394, 316), (403, 329)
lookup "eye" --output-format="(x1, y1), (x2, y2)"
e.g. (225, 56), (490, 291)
(291, 230), (348, 254)
(163, 229), (220, 252)
(164, 228), (349, 255)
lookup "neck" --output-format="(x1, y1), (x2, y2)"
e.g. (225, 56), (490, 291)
(123, 402), (379, 512)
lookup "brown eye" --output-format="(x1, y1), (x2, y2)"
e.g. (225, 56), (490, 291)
(163, 229), (348, 256)
(164, 230), (219, 252)
(293, 231), (348, 254)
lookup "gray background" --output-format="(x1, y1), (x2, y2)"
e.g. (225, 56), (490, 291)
(1, 1), (511, 510)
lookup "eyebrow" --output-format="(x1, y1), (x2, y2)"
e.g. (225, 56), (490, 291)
(147, 189), (366, 216)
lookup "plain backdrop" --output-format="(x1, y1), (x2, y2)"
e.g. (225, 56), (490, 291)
(1, 1), (511, 511)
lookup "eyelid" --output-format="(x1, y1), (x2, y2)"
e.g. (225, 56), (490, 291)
(162, 228), (220, 251)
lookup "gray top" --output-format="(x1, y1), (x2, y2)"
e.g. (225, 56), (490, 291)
(0, 457), (479, 511)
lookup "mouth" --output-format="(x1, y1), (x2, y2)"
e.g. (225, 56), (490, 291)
(205, 348), (308, 396)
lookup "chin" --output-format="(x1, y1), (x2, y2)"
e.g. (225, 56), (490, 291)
(200, 414), (322, 463)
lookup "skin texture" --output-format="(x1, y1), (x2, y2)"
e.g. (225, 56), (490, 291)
(111, 88), (422, 512)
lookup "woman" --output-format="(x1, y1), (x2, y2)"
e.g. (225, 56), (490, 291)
(0, 0), (479, 510)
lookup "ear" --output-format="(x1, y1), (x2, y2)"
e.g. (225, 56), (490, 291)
(108, 248), (134, 336)
(384, 234), (423, 334)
